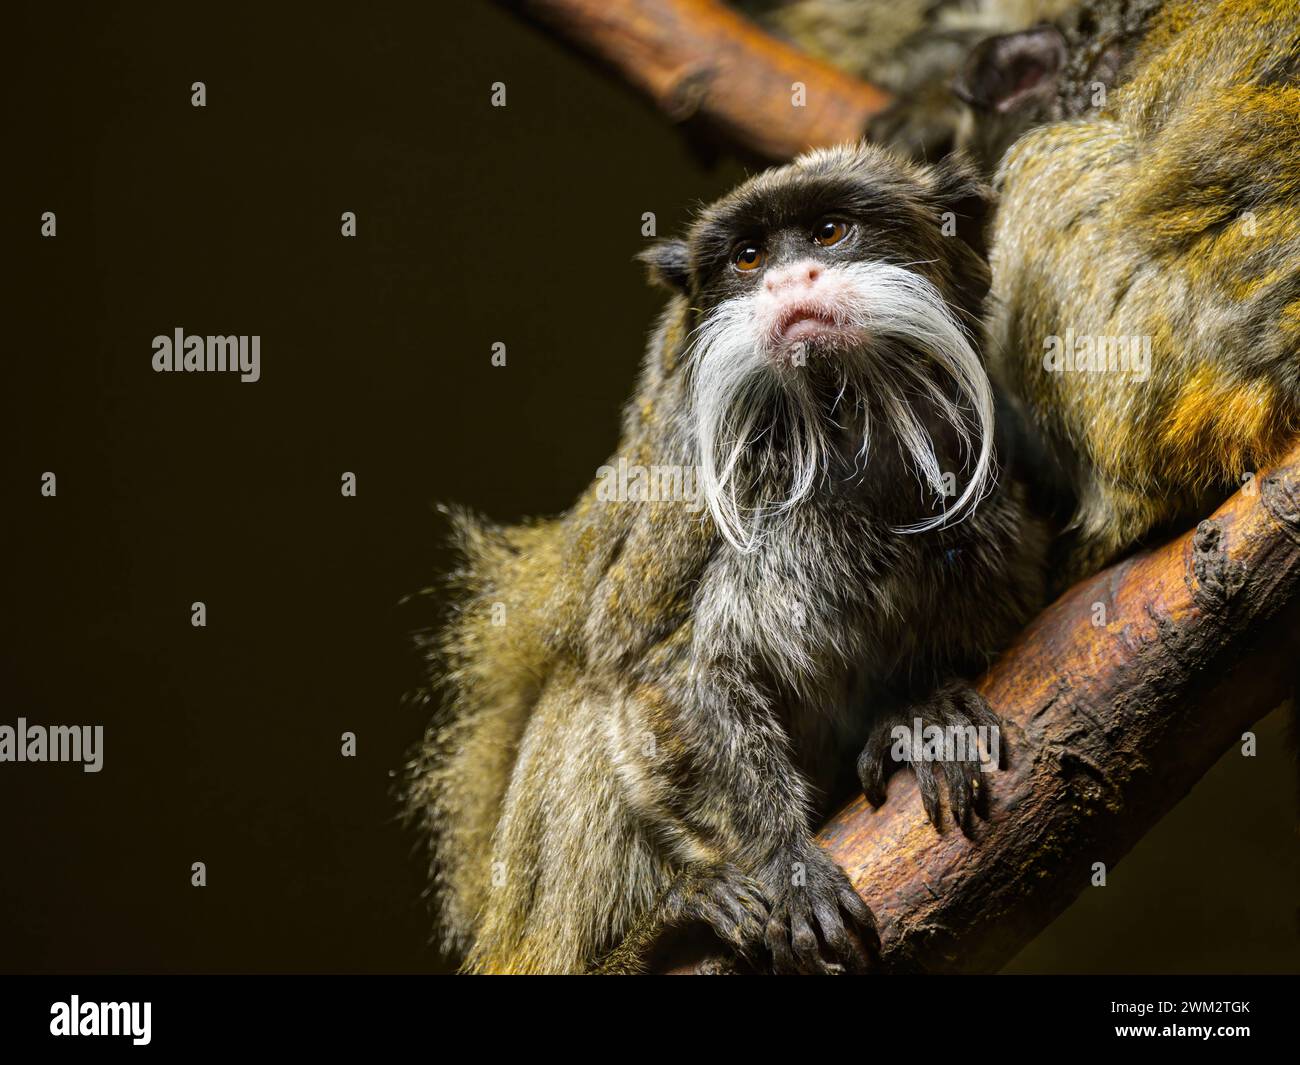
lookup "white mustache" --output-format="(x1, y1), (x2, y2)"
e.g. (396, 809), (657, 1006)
(686, 261), (995, 552)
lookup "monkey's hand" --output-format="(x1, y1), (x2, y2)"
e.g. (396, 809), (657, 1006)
(857, 680), (1002, 836)
(657, 863), (771, 963)
(761, 844), (878, 975)
(591, 863), (770, 975)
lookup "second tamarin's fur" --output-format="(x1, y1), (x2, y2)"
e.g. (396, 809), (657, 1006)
(407, 144), (1047, 974)
(979, 0), (1300, 578)
(733, 0), (1080, 160)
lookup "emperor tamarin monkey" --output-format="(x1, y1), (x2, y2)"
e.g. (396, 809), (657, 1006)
(406, 144), (1047, 974)
(959, 0), (1300, 579)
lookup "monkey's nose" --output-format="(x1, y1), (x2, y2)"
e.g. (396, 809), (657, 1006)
(765, 261), (822, 293)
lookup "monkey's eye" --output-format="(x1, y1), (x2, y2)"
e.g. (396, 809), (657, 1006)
(813, 220), (849, 247)
(732, 244), (765, 272)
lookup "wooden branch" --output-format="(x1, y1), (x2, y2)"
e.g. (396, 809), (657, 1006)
(666, 440), (1300, 973)
(496, 0), (892, 159)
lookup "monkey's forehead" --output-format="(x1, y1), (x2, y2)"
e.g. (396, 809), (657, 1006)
(687, 144), (934, 262)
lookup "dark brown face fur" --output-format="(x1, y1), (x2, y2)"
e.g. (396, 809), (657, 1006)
(640, 142), (994, 336)
(636, 143), (1006, 552)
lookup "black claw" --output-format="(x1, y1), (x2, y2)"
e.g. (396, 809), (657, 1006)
(856, 737), (890, 808)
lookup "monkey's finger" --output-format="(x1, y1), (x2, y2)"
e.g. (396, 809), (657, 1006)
(959, 755), (991, 825)
(728, 890), (772, 936)
(737, 917), (769, 957)
(856, 743), (891, 808)
(693, 899), (743, 946)
(817, 917), (865, 974)
(914, 760), (944, 830)
(940, 757), (973, 837)
(837, 885), (881, 959)
(960, 688), (1006, 767)
(811, 897), (867, 974)
(738, 907), (771, 951)
(835, 882), (874, 931)
(766, 913), (800, 975)
(947, 691), (1001, 810)
(708, 882), (767, 946)
(790, 909), (830, 975)
(722, 871), (773, 915)
(969, 767), (990, 821)
(961, 686), (998, 726)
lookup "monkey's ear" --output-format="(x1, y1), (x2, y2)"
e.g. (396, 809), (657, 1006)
(930, 152), (994, 260)
(637, 239), (691, 294)
(952, 25), (1066, 115)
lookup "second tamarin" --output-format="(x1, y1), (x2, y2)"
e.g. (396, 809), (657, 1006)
(965, 0), (1300, 578)
(407, 144), (1047, 974)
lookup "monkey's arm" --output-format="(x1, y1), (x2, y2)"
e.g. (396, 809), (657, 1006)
(607, 671), (878, 973)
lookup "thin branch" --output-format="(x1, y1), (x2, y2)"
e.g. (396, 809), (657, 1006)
(496, 0), (893, 159)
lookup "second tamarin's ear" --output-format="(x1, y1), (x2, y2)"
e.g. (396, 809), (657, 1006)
(637, 239), (691, 294)
(953, 25), (1067, 115)
(929, 152), (995, 260)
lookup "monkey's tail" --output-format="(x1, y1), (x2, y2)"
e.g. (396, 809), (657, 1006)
(401, 505), (544, 960)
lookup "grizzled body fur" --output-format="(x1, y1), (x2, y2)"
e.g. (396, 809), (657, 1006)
(986, 0), (1300, 576)
(407, 145), (1046, 974)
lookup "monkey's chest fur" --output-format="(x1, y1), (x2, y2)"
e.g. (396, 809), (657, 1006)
(576, 425), (1039, 813)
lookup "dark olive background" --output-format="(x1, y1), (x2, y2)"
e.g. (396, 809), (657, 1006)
(3, 0), (1296, 974)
